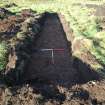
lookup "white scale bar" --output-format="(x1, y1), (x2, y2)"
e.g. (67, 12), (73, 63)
(51, 50), (54, 64)
(34, 48), (64, 64)
(40, 49), (54, 64)
(40, 49), (53, 51)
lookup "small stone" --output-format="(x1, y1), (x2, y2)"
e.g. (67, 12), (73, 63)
(5, 88), (12, 96)
(89, 81), (97, 86)
(28, 87), (33, 92)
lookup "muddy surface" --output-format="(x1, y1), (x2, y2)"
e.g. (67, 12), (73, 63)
(0, 8), (105, 105)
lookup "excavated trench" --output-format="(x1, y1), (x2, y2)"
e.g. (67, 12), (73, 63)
(22, 13), (100, 88)
(0, 12), (103, 105)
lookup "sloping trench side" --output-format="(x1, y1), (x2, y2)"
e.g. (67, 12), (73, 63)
(24, 13), (78, 87)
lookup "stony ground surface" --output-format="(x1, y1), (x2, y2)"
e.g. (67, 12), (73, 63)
(0, 80), (105, 105)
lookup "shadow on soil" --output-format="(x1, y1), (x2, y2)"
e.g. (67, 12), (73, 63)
(72, 56), (100, 84)
(5, 12), (102, 103)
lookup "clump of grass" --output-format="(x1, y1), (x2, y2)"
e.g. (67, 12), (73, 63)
(0, 42), (8, 71)
(91, 31), (105, 64)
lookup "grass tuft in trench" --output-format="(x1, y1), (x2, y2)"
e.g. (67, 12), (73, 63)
(0, 42), (8, 71)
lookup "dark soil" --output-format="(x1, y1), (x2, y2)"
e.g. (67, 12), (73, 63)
(0, 8), (44, 84)
(18, 13), (105, 105)
(24, 13), (78, 87)
(0, 8), (105, 105)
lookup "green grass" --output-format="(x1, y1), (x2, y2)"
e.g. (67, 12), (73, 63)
(91, 31), (105, 64)
(0, 42), (8, 71)
(63, 6), (98, 37)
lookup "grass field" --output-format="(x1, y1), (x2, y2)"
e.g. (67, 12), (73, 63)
(0, 0), (105, 72)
